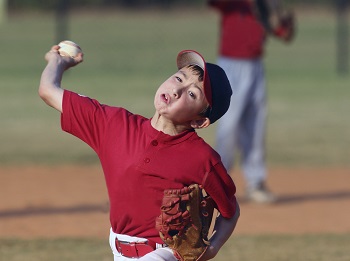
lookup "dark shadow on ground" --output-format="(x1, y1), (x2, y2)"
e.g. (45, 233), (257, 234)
(237, 190), (350, 204)
(0, 202), (109, 218)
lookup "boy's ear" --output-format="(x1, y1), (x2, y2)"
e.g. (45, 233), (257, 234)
(191, 117), (211, 129)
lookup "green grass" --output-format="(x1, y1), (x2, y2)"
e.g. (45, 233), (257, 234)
(0, 7), (349, 261)
(0, 8), (349, 166)
(1, 234), (350, 261)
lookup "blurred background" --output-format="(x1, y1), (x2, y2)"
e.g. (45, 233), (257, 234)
(0, 1), (349, 260)
(0, 0), (349, 166)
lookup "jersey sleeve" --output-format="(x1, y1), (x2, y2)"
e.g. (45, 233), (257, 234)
(61, 90), (119, 153)
(202, 162), (237, 219)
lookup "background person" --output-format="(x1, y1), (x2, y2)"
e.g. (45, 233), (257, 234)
(208, 0), (295, 203)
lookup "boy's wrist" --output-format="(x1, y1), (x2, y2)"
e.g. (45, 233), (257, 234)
(199, 244), (219, 260)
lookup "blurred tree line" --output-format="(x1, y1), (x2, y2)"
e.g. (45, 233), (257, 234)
(7, 0), (336, 10)
(8, 0), (201, 10)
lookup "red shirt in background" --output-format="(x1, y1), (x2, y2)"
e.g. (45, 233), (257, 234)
(209, 0), (266, 58)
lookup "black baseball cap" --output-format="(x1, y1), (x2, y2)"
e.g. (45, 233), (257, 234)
(176, 50), (232, 124)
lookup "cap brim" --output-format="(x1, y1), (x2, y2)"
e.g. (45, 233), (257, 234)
(176, 50), (213, 106)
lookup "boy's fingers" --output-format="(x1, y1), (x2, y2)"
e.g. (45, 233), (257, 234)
(49, 45), (60, 53)
(44, 45), (83, 68)
(74, 52), (84, 63)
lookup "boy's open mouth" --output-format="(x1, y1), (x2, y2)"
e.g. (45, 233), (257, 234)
(161, 94), (170, 104)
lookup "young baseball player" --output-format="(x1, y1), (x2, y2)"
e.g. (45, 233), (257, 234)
(39, 45), (240, 261)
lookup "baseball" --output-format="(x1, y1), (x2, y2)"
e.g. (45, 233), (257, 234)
(58, 40), (82, 58)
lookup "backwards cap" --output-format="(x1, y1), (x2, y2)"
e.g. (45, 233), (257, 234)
(176, 50), (232, 124)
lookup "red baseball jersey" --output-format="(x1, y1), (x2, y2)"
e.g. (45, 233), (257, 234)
(210, 0), (266, 58)
(61, 90), (237, 243)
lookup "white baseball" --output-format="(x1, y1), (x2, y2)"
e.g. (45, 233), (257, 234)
(58, 40), (82, 58)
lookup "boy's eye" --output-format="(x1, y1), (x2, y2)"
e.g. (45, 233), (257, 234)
(175, 76), (182, 82)
(188, 91), (196, 99)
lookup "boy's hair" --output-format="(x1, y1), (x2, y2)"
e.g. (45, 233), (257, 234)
(187, 64), (204, 82)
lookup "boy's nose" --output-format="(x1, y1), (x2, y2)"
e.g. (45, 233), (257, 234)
(172, 88), (181, 98)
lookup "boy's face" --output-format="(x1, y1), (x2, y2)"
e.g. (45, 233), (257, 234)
(154, 66), (209, 125)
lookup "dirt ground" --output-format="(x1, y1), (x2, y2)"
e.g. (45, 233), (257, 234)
(0, 165), (349, 239)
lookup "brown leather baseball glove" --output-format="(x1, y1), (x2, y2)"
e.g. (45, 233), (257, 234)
(155, 184), (217, 261)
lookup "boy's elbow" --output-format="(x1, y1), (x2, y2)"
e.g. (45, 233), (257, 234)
(38, 85), (51, 103)
(233, 199), (240, 220)
(38, 84), (63, 112)
(38, 85), (46, 99)
(237, 200), (240, 214)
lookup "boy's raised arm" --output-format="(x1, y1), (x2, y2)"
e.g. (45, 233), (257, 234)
(39, 45), (83, 112)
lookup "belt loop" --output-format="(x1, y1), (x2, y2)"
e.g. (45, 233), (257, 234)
(147, 239), (157, 249)
(156, 242), (168, 249)
(115, 238), (122, 253)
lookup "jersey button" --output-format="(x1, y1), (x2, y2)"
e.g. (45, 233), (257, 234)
(144, 158), (150, 163)
(151, 140), (158, 146)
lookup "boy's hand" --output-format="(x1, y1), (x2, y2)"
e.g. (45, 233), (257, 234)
(39, 45), (84, 112)
(45, 45), (84, 70)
